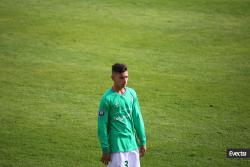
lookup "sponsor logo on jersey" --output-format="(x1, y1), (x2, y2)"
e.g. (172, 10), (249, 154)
(114, 116), (123, 122)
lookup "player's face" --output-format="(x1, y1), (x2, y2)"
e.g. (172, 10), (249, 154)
(112, 71), (128, 89)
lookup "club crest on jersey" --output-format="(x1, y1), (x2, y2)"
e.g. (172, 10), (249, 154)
(98, 109), (105, 116)
(114, 103), (119, 108)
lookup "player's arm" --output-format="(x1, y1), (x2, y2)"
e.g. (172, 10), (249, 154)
(97, 97), (110, 155)
(132, 93), (147, 151)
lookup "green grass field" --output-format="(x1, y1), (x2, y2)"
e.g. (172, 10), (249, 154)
(1, 0), (250, 166)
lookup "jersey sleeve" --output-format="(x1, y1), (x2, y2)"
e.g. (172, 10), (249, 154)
(132, 92), (146, 147)
(97, 96), (110, 153)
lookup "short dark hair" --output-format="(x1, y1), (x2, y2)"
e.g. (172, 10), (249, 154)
(112, 63), (128, 73)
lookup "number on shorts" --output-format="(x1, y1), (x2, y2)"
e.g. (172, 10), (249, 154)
(125, 160), (128, 167)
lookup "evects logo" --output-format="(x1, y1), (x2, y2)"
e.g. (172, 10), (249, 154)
(227, 149), (250, 158)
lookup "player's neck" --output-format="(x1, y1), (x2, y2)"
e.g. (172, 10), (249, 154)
(112, 86), (126, 94)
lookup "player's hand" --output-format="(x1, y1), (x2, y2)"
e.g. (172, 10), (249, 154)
(139, 145), (147, 157)
(101, 153), (111, 165)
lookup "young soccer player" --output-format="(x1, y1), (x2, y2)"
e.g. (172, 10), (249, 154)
(98, 63), (147, 167)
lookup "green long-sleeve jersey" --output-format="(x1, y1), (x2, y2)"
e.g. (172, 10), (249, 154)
(98, 87), (146, 153)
